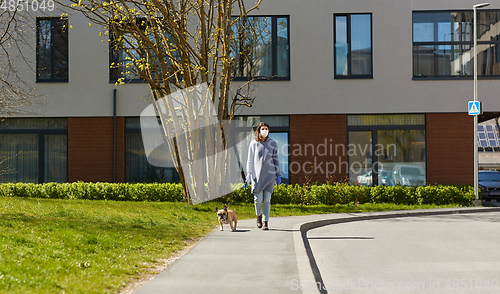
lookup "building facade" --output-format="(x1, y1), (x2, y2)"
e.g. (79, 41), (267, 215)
(2, 0), (500, 186)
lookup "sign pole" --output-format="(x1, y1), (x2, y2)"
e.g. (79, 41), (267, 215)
(473, 3), (489, 206)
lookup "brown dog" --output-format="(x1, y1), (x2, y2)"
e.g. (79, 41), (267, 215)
(216, 205), (237, 231)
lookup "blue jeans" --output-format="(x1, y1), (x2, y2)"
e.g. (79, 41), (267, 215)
(254, 191), (272, 222)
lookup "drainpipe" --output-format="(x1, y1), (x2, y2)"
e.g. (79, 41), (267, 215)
(113, 89), (117, 183)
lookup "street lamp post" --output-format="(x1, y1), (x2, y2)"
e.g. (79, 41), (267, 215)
(473, 2), (489, 206)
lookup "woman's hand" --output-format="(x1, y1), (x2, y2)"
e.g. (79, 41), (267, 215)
(245, 173), (251, 188)
(276, 175), (281, 185)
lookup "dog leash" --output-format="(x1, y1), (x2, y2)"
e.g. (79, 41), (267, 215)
(226, 193), (236, 210)
(222, 126), (248, 211)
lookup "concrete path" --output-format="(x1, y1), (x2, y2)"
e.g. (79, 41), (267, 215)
(135, 207), (500, 294)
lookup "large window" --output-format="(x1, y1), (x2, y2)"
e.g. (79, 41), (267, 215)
(334, 13), (373, 78)
(413, 10), (500, 78)
(125, 118), (180, 183)
(347, 115), (426, 187)
(36, 18), (68, 82)
(231, 16), (290, 80)
(0, 118), (68, 183)
(125, 116), (290, 184)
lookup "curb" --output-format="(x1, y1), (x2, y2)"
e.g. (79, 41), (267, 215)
(292, 207), (500, 294)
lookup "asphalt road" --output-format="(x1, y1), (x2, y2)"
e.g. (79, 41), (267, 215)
(307, 212), (500, 293)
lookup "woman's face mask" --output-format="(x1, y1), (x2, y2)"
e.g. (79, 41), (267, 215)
(260, 128), (269, 138)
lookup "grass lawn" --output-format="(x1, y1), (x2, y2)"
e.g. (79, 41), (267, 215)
(0, 196), (462, 293)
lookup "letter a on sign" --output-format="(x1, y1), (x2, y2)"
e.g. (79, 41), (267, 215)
(468, 101), (482, 115)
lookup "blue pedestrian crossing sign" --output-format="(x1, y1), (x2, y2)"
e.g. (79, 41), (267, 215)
(468, 101), (482, 115)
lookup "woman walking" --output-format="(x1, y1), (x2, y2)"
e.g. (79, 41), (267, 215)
(246, 122), (281, 230)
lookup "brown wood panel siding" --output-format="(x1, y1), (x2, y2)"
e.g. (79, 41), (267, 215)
(69, 117), (125, 183)
(426, 113), (473, 185)
(289, 114), (348, 184)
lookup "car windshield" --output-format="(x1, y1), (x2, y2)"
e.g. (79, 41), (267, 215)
(479, 172), (500, 181)
(401, 167), (422, 176)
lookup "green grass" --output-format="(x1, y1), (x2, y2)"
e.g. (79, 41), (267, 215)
(0, 196), (461, 294)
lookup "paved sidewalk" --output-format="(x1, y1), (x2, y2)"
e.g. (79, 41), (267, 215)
(134, 207), (500, 294)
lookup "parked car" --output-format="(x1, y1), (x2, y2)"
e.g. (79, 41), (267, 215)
(392, 165), (426, 186)
(357, 171), (372, 186)
(478, 170), (500, 202)
(379, 170), (394, 186)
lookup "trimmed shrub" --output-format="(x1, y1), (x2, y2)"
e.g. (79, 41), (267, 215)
(0, 182), (475, 206)
(0, 182), (184, 202)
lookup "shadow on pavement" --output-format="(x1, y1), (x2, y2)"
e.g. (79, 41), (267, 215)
(308, 236), (375, 240)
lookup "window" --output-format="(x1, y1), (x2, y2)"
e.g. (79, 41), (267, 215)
(334, 14), (373, 78)
(347, 115), (426, 186)
(231, 16), (290, 80)
(109, 32), (141, 82)
(0, 118), (68, 183)
(413, 10), (500, 78)
(36, 18), (69, 82)
(125, 118), (180, 183)
(125, 116), (290, 184)
(109, 19), (177, 82)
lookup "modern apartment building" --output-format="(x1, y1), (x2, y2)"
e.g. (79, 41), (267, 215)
(2, 0), (500, 186)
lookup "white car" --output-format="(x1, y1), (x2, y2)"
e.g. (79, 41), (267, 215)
(357, 171), (372, 186)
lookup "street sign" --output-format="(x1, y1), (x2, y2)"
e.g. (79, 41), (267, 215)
(468, 101), (482, 115)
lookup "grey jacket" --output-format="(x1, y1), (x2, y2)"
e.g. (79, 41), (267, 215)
(246, 137), (281, 194)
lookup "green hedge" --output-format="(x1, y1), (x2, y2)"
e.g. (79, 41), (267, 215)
(0, 182), (184, 202)
(0, 182), (475, 206)
(227, 183), (474, 207)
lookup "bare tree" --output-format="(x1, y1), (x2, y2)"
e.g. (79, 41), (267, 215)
(61, 0), (263, 203)
(0, 11), (45, 179)
(0, 11), (43, 117)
